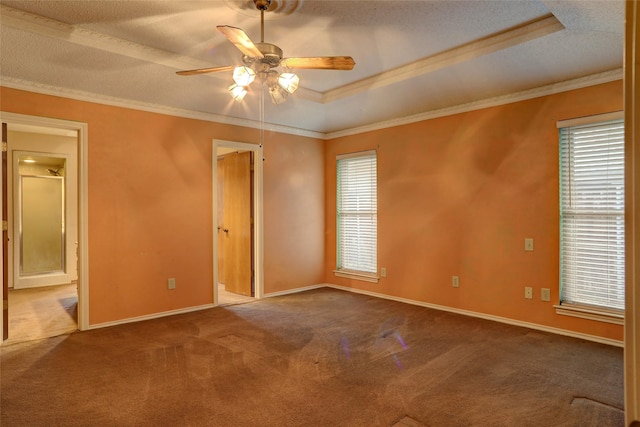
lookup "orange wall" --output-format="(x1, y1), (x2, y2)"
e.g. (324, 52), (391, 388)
(325, 81), (624, 341)
(1, 81), (626, 341)
(1, 87), (325, 325)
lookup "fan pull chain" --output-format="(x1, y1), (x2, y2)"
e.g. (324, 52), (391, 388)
(259, 83), (265, 147)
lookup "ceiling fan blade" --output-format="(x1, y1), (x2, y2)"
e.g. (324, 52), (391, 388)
(280, 56), (355, 70)
(217, 25), (264, 58)
(176, 65), (235, 76)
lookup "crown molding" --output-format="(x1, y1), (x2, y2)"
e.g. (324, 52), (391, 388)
(0, 5), (213, 72)
(0, 77), (324, 139)
(326, 68), (623, 139)
(1, 68), (623, 140)
(322, 14), (565, 104)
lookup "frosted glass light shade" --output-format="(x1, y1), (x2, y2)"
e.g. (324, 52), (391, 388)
(232, 66), (256, 86)
(278, 72), (299, 94)
(229, 84), (248, 101)
(269, 85), (288, 104)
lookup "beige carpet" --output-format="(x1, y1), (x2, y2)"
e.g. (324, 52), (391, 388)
(5, 283), (77, 344)
(0, 288), (624, 426)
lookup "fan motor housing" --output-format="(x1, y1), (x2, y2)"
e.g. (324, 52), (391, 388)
(243, 42), (283, 68)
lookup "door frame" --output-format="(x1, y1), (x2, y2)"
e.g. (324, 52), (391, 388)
(0, 112), (89, 336)
(212, 139), (264, 305)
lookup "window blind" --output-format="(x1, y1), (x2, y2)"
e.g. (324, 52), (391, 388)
(337, 151), (377, 274)
(559, 119), (625, 310)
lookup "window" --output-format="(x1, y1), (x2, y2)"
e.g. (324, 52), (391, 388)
(559, 117), (625, 312)
(335, 150), (377, 280)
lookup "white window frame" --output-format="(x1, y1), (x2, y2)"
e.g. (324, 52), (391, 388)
(333, 150), (378, 283)
(556, 112), (625, 324)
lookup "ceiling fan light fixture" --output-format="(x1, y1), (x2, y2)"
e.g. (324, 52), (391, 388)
(269, 85), (288, 104)
(278, 72), (299, 94)
(176, 1), (354, 106)
(229, 84), (248, 101)
(232, 66), (256, 86)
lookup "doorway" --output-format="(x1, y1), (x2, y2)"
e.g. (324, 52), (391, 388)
(213, 140), (263, 306)
(13, 151), (77, 289)
(0, 112), (88, 343)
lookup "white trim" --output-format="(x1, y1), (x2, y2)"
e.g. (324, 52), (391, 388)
(79, 284), (324, 330)
(264, 284), (325, 298)
(556, 111), (625, 128)
(336, 149), (377, 161)
(86, 303), (215, 331)
(323, 14), (564, 104)
(212, 140), (264, 306)
(0, 5), (213, 73)
(0, 112), (89, 336)
(324, 283), (624, 348)
(1, 69), (622, 141)
(327, 69), (623, 139)
(0, 77), (324, 140)
(554, 304), (624, 325)
(332, 270), (379, 283)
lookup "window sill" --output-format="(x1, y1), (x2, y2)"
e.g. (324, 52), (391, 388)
(554, 303), (624, 325)
(333, 270), (379, 283)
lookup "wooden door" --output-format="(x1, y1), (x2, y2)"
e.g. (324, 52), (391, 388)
(2, 123), (8, 340)
(221, 151), (252, 296)
(217, 157), (226, 286)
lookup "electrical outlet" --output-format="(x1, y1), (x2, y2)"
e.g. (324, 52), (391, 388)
(525, 238), (534, 251)
(380, 267), (387, 278)
(452, 276), (460, 288)
(168, 278), (176, 290)
(541, 288), (551, 302)
(524, 286), (533, 299)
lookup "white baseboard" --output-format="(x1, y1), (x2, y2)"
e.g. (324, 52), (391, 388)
(80, 285), (325, 332)
(263, 284), (325, 298)
(324, 283), (624, 348)
(79, 283), (624, 348)
(86, 303), (215, 331)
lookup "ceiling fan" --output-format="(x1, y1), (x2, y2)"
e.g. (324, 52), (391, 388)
(176, 0), (355, 104)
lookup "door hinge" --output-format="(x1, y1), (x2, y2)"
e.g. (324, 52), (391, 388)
(2, 221), (7, 231)
(2, 142), (7, 152)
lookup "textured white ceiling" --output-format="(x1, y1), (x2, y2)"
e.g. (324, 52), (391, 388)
(0, 0), (625, 135)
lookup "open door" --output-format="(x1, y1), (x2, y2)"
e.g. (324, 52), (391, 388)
(2, 123), (8, 340)
(220, 151), (253, 297)
(217, 157), (226, 287)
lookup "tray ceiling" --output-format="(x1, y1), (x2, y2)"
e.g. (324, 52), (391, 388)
(0, 0), (625, 137)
